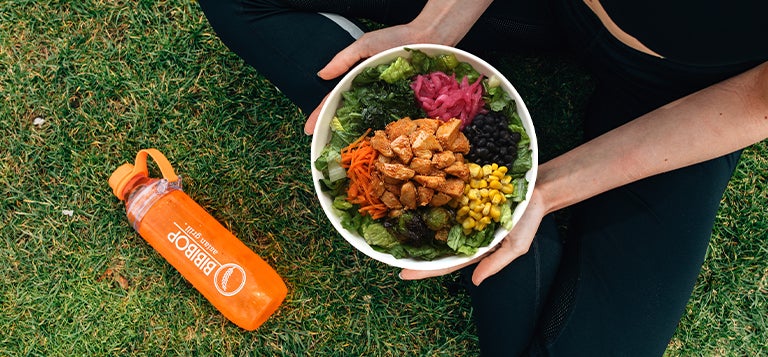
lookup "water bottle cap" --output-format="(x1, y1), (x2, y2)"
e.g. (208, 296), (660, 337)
(109, 163), (148, 200)
(109, 149), (178, 201)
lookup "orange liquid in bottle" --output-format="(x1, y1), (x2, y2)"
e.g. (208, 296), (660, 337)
(111, 149), (287, 331)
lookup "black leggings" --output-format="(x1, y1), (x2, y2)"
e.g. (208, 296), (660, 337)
(198, 0), (749, 355)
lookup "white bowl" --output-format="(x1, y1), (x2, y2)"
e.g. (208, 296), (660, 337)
(310, 44), (538, 270)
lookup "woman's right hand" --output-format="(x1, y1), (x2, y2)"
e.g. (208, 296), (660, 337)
(304, 23), (430, 135)
(304, 0), (494, 134)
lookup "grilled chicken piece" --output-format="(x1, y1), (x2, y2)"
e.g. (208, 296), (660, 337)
(445, 132), (470, 154)
(380, 191), (403, 209)
(435, 118), (462, 148)
(429, 192), (453, 207)
(370, 171), (386, 198)
(375, 162), (415, 181)
(431, 151), (456, 169)
(409, 157), (433, 175)
(390, 135), (413, 164)
(413, 118), (440, 134)
(384, 182), (402, 195)
(399, 181), (418, 210)
(444, 160), (470, 181)
(411, 130), (443, 153)
(437, 178), (466, 198)
(413, 175), (446, 190)
(388, 209), (404, 218)
(370, 130), (393, 157)
(417, 186), (434, 207)
(385, 117), (417, 139)
(377, 155), (393, 164)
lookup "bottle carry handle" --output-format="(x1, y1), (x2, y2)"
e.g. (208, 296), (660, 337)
(133, 148), (179, 183)
(109, 148), (180, 201)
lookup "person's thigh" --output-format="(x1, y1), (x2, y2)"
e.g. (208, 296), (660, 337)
(530, 148), (741, 356)
(198, 0), (371, 114)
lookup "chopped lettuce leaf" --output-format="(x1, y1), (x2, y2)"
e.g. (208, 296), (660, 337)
(352, 64), (389, 86)
(500, 202), (514, 230)
(453, 62), (480, 84)
(435, 54), (460, 72)
(327, 158), (346, 182)
(447, 225), (466, 251)
(446, 223), (498, 256)
(509, 177), (528, 203)
(483, 81), (515, 113)
(332, 195), (353, 210)
(402, 243), (454, 261)
(363, 223), (400, 249)
(379, 57), (415, 83)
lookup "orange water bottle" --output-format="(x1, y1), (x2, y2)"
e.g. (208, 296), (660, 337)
(108, 148), (287, 331)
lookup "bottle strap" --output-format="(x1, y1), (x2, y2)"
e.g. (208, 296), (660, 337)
(133, 148), (179, 183)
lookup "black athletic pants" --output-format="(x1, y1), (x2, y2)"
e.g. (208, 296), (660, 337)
(197, 0), (746, 355)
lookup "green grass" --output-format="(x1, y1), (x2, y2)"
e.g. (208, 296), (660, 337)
(1, 1), (765, 356)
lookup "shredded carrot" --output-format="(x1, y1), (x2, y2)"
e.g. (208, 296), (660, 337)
(340, 130), (388, 219)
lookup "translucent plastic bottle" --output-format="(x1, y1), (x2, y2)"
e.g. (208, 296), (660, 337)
(109, 148), (287, 331)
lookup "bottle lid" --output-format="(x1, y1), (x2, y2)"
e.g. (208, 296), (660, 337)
(109, 149), (178, 201)
(109, 163), (148, 201)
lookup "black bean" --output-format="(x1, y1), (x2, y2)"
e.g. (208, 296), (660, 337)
(464, 111), (524, 167)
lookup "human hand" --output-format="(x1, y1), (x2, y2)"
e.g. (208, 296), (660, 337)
(304, 24), (428, 134)
(399, 189), (547, 286)
(304, 1), (494, 134)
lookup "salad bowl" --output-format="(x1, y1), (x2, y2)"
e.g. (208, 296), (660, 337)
(310, 44), (538, 270)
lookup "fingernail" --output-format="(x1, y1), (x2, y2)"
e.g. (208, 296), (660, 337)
(397, 272), (404, 280)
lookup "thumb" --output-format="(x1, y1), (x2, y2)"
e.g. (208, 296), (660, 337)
(317, 42), (365, 80)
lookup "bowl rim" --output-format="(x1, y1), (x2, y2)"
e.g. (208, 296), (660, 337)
(310, 43), (538, 270)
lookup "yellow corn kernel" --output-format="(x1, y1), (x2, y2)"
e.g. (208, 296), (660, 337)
(491, 192), (504, 205)
(479, 188), (489, 198)
(470, 211), (483, 221)
(462, 217), (476, 230)
(497, 166), (508, 175)
(463, 228), (473, 236)
(457, 206), (470, 217)
(467, 188), (480, 201)
(491, 163), (499, 171)
(501, 184), (515, 194)
(475, 223), (486, 232)
(501, 175), (512, 184)
(490, 205), (502, 220)
(468, 163), (482, 178)
(487, 174), (500, 182)
(479, 216), (492, 226)
(488, 180), (502, 190)
(482, 164), (493, 177)
(460, 195), (470, 206)
(472, 202), (484, 213)
(473, 179), (488, 189)
(482, 202), (492, 216)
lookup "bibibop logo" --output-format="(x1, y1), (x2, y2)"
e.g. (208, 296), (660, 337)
(214, 263), (247, 296)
